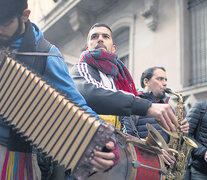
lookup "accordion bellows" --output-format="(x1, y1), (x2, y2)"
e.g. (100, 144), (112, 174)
(0, 56), (114, 180)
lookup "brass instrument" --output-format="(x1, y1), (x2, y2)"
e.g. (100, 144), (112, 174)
(146, 123), (169, 151)
(164, 88), (198, 180)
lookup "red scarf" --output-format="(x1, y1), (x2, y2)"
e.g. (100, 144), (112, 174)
(80, 50), (138, 96)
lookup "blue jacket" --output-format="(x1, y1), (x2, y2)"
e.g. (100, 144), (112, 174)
(0, 22), (98, 146)
(123, 90), (170, 143)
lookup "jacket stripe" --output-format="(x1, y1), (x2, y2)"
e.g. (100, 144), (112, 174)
(77, 63), (117, 91)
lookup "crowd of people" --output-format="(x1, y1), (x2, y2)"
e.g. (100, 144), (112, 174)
(0, 0), (206, 179)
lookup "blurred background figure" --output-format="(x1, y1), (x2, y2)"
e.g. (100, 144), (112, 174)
(185, 101), (207, 180)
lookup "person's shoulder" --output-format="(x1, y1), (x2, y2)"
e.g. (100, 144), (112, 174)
(48, 44), (62, 55)
(71, 62), (98, 73)
(192, 101), (206, 110)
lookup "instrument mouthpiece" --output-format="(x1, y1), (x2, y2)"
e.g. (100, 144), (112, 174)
(164, 88), (172, 94)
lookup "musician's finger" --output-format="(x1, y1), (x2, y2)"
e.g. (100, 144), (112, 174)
(161, 155), (171, 166)
(90, 156), (114, 172)
(92, 167), (100, 172)
(167, 148), (178, 154)
(158, 104), (178, 131)
(167, 149), (178, 161)
(180, 120), (188, 127)
(162, 150), (176, 164)
(180, 119), (187, 125)
(105, 141), (115, 150)
(180, 120), (189, 133)
(163, 111), (175, 132)
(167, 107), (179, 128)
(180, 126), (189, 133)
(90, 159), (105, 172)
(180, 123), (188, 129)
(94, 151), (115, 160)
(93, 156), (114, 167)
(161, 112), (172, 131)
(156, 109), (170, 131)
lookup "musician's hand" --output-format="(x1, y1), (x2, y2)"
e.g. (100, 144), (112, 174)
(90, 141), (115, 172)
(147, 103), (178, 132)
(161, 148), (178, 166)
(204, 151), (207, 162)
(180, 119), (189, 134)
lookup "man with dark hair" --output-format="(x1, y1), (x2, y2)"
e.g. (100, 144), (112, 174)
(71, 23), (178, 132)
(140, 67), (166, 89)
(0, 2), (118, 179)
(123, 66), (189, 165)
(140, 67), (168, 101)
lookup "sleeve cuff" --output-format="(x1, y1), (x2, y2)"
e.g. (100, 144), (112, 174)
(132, 97), (152, 116)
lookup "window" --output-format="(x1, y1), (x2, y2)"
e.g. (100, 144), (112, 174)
(113, 27), (130, 68)
(120, 54), (129, 67)
(189, 0), (207, 85)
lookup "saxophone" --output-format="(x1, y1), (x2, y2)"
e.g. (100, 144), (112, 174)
(164, 88), (198, 180)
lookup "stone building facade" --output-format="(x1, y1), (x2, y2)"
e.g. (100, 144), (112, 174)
(28, 0), (207, 111)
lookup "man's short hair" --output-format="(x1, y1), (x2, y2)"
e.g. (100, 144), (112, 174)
(141, 66), (166, 88)
(90, 23), (112, 33)
(0, 0), (28, 25)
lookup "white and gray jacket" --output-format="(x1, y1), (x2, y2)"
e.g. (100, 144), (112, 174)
(70, 62), (152, 116)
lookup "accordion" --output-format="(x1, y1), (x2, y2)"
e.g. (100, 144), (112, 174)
(0, 55), (114, 180)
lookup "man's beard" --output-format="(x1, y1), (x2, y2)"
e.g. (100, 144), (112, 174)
(156, 92), (166, 100)
(0, 17), (23, 47)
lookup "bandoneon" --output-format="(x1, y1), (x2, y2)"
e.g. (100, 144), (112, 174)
(0, 55), (114, 180)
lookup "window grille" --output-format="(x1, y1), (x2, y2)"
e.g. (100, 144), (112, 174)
(188, 0), (207, 85)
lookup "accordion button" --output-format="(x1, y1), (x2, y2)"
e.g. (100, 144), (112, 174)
(95, 145), (101, 150)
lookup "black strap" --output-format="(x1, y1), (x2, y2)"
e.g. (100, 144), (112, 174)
(16, 20), (36, 67)
(14, 51), (62, 58)
(34, 38), (52, 75)
(129, 116), (140, 139)
(195, 101), (207, 139)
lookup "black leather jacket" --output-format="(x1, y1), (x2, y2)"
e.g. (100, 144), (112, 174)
(186, 102), (207, 174)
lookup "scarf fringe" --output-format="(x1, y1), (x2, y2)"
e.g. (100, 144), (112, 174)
(1, 151), (33, 180)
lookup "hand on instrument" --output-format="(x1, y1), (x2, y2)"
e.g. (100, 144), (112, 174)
(90, 141), (119, 172)
(180, 119), (189, 134)
(161, 148), (178, 166)
(147, 103), (178, 132)
(204, 151), (207, 162)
